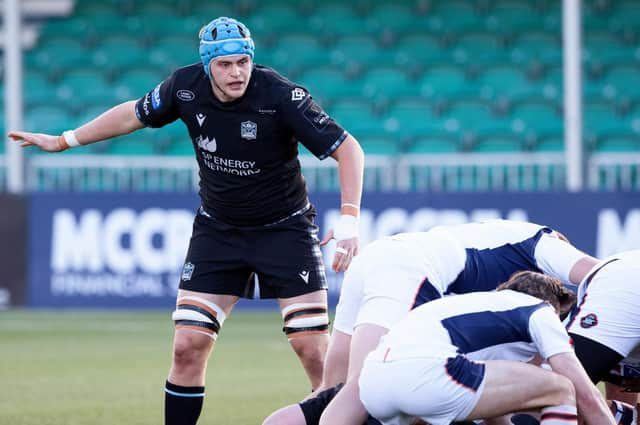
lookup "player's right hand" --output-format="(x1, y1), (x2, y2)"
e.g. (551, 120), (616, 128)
(8, 131), (66, 152)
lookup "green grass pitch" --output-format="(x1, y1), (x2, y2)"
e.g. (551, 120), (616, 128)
(0, 310), (310, 425)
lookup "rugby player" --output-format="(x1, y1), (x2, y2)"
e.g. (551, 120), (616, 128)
(9, 16), (364, 425)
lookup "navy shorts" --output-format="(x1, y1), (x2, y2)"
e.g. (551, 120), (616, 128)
(178, 205), (327, 299)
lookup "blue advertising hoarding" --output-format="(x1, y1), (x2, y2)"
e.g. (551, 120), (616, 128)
(28, 192), (640, 308)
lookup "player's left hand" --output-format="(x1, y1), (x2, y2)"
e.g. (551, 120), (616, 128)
(320, 229), (358, 273)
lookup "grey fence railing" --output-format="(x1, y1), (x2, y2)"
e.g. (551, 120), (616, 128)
(0, 152), (638, 192)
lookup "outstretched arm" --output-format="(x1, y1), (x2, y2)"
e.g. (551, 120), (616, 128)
(8, 100), (144, 152)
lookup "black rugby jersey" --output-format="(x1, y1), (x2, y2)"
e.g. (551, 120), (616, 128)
(134, 63), (347, 226)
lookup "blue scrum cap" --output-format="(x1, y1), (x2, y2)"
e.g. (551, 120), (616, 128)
(198, 17), (255, 78)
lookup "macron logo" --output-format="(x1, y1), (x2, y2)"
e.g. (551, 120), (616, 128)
(196, 113), (206, 127)
(299, 270), (309, 284)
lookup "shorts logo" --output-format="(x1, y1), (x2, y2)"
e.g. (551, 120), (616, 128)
(152, 83), (162, 109)
(240, 121), (257, 140)
(299, 270), (309, 284)
(196, 135), (216, 152)
(181, 262), (195, 281)
(291, 87), (306, 101)
(580, 313), (598, 328)
(177, 90), (195, 102)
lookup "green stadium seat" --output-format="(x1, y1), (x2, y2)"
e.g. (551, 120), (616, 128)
(188, 2), (236, 23)
(583, 31), (625, 68)
(149, 35), (200, 70)
(511, 100), (562, 139)
(56, 69), (118, 111)
(429, 2), (483, 33)
(608, 0), (640, 33)
(90, 15), (141, 38)
(509, 32), (561, 65)
(384, 98), (445, 139)
(361, 67), (415, 101)
(485, 1), (541, 33)
(368, 4), (415, 34)
(596, 136), (640, 152)
(247, 4), (307, 34)
(601, 65), (640, 101)
(23, 71), (56, 108)
(91, 35), (147, 76)
(584, 101), (630, 138)
(162, 121), (189, 145)
(106, 129), (158, 155)
(473, 135), (524, 152)
(452, 33), (506, 66)
(24, 106), (74, 135)
(39, 18), (93, 45)
(26, 38), (89, 76)
(74, 105), (112, 128)
(113, 69), (165, 101)
(327, 99), (387, 137)
(582, 1), (612, 31)
(408, 136), (458, 153)
(394, 34), (446, 67)
(270, 34), (328, 74)
(539, 66), (563, 101)
(73, 3), (121, 17)
(477, 65), (536, 102)
(329, 36), (381, 68)
(359, 136), (400, 155)
(417, 65), (473, 100)
(134, 3), (177, 19)
(446, 99), (494, 129)
(297, 68), (363, 102)
(534, 135), (564, 152)
(308, 4), (368, 36)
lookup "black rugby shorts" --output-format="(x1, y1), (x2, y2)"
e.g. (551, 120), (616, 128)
(178, 207), (327, 299)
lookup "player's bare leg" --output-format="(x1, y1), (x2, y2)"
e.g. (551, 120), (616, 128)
(165, 290), (238, 425)
(319, 323), (388, 425)
(279, 290), (330, 390)
(467, 360), (577, 422)
(317, 329), (351, 392)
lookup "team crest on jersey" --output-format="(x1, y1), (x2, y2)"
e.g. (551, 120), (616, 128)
(240, 121), (257, 140)
(181, 262), (194, 281)
(291, 87), (306, 101)
(580, 313), (598, 328)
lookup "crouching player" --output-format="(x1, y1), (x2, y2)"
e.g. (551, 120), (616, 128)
(358, 271), (615, 425)
(567, 250), (640, 425)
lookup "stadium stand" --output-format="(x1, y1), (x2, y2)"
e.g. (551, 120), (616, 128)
(2, 0), (639, 191)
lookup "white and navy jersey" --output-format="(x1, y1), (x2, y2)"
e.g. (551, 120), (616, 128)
(567, 250), (640, 358)
(135, 63), (347, 226)
(376, 290), (572, 362)
(394, 220), (585, 300)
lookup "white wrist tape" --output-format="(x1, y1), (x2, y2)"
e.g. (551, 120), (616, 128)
(62, 130), (81, 148)
(333, 214), (359, 241)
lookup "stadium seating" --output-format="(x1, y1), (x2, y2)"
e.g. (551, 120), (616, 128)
(4, 0), (638, 166)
